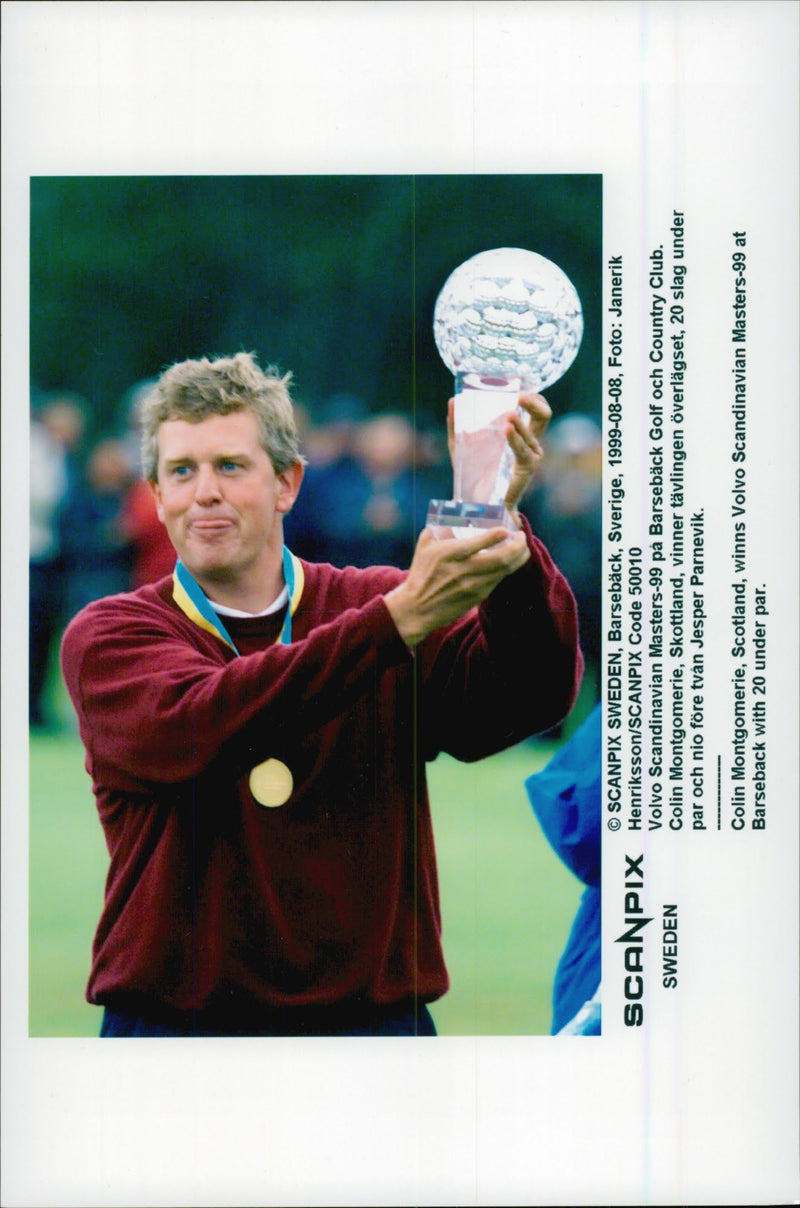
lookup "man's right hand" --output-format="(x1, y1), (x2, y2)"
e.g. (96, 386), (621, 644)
(383, 525), (530, 649)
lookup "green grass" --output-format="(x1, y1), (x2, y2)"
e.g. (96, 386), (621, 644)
(29, 676), (590, 1037)
(428, 741), (583, 1035)
(29, 729), (108, 1037)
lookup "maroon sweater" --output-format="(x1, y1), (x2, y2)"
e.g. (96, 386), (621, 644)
(60, 521), (582, 1017)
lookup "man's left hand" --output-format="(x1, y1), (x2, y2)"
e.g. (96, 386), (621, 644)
(503, 391), (551, 513)
(446, 389), (551, 521)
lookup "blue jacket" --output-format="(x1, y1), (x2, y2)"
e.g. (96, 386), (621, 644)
(525, 704), (601, 1034)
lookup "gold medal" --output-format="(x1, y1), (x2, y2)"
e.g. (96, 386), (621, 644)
(249, 759), (293, 808)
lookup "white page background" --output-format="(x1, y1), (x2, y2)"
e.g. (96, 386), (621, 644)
(2, 3), (798, 1205)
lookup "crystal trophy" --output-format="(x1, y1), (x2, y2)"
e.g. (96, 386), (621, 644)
(427, 246), (583, 535)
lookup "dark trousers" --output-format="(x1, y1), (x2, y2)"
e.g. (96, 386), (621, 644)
(101, 998), (437, 1038)
(29, 558), (64, 726)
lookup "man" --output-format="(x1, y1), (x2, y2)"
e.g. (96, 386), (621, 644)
(61, 351), (582, 1037)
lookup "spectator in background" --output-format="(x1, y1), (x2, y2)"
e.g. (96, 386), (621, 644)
(299, 391), (367, 473)
(287, 407), (452, 572)
(59, 439), (135, 620)
(122, 475), (179, 587)
(347, 413), (418, 568)
(118, 378), (159, 475)
(113, 377), (179, 586)
(283, 391), (366, 564)
(523, 413), (602, 700)
(411, 422), (452, 524)
(29, 394), (86, 728)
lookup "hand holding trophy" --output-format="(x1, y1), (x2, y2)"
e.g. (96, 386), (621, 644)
(427, 247), (584, 536)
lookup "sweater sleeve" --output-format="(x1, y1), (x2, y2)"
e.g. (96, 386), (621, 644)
(417, 516), (584, 762)
(60, 588), (411, 789)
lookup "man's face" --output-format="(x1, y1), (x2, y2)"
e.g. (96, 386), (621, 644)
(153, 409), (301, 591)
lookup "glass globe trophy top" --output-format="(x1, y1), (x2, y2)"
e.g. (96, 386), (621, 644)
(427, 246), (583, 534)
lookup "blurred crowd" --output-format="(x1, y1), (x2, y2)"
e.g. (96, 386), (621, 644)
(29, 382), (601, 730)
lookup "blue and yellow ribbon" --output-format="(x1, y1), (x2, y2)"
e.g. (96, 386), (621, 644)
(172, 546), (304, 655)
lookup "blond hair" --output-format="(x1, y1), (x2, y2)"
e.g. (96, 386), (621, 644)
(141, 352), (305, 481)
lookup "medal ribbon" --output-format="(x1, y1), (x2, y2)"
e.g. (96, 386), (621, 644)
(172, 546), (303, 655)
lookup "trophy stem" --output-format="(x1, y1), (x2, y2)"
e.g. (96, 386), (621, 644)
(427, 372), (520, 538)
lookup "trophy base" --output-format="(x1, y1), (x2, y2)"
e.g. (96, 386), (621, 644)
(426, 499), (515, 539)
